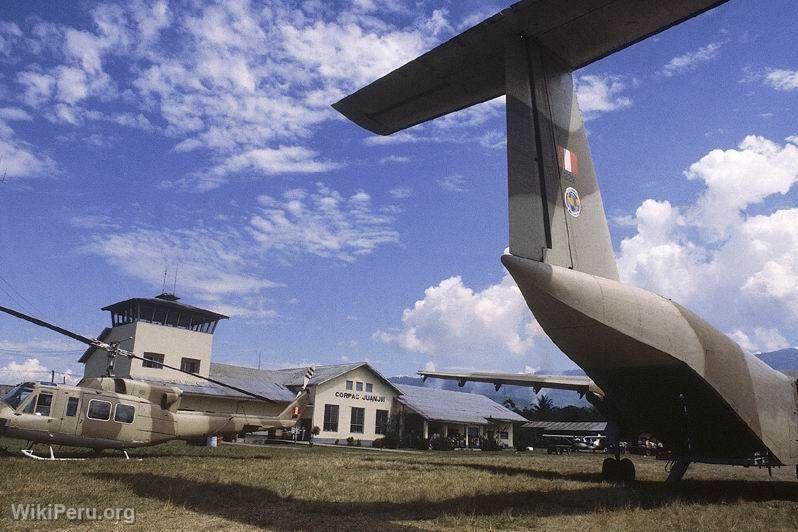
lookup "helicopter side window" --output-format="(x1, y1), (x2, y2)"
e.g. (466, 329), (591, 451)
(65, 397), (80, 417)
(87, 400), (112, 421)
(114, 404), (135, 424)
(34, 392), (53, 416)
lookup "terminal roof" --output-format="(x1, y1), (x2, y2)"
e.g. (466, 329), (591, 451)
(397, 384), (527, 425)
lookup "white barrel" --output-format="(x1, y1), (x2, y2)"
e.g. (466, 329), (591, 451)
(206, 436), (218, 448)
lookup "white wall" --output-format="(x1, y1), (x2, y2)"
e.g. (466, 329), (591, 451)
(83, 321), (213, 383)
(310, 366), (398, 444)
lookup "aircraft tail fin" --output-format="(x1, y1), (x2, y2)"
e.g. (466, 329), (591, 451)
(333, 0), (728, 281)
(505, 36), (618, 279)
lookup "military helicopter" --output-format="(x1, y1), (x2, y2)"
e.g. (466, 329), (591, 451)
(0, 304), (311, 460)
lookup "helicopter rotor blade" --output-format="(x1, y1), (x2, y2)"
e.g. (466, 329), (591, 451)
(0, 303), (280, 404)
(118, 349), (277, 403)
(0, 304), (100, 347)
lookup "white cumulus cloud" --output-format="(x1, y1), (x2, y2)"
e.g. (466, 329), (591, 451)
(685, 135), (798, 237)
(374, 273), (543, 362)
(618, 135), (798, 346)
(0, 358), (79, 385)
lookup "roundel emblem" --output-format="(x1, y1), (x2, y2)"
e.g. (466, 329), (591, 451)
(564, 187), (581, 217)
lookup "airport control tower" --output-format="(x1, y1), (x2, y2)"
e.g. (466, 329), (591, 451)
(79, 293), (228, 383)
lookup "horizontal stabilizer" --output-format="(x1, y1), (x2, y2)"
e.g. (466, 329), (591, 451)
(333, 0), (728, 135)
(418, 370), (602, 397)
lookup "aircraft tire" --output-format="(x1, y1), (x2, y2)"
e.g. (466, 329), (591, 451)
(602, 457), (619, 482)
(619, 458), (636, 482)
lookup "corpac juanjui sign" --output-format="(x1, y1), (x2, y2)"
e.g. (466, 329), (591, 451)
(334, 391), (387, 403)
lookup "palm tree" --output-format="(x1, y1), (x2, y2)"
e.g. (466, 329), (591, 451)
(533, 394), (556, 420)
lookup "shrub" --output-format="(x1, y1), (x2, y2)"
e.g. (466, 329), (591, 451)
(356, 439), (362, 447)
(311, 426), (321, 436)
(334, 439), (339, 446)
(480, 436), (502, 452)
(372, 437), (385, 449)
(414, 437), (430, 451)
(430, 434), (452, 451)
(346, 436), (356, 447)
(382, 433), (398, 449)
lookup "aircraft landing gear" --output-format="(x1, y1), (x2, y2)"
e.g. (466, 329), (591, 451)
(602, 457), (636, 482)
(601, 421), (635, 482)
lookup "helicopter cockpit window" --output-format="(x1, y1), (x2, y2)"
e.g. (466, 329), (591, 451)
(1, 383), (34, 410)
(114, 404), (135, 424)
(87, 400), (112, 421)
(34, 392), (53, 416)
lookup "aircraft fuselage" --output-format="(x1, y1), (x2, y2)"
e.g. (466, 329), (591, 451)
(502, 254), (798, 466)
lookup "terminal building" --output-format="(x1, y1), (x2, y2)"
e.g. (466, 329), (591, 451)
(78, 293), (526, 447)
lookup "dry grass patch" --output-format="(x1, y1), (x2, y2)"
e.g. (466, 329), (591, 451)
(0, 438), (796, 530)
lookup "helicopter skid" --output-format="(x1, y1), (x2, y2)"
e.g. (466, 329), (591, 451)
(21, 446), (85, 461)
(19, 446), (141, 461)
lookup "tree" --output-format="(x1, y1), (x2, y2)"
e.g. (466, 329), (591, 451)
(532, 394), (556, 419)
(502, 398), (517, 412)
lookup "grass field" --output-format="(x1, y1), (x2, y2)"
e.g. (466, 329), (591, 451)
(1, 438), (797, 531)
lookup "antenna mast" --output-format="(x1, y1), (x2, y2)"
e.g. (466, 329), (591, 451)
(172, 262), (179, 295)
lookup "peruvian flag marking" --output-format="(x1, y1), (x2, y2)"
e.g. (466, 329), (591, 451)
(558, 145), (579, 176)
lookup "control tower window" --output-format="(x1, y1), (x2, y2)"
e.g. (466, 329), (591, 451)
(180, 358), (201, 374)
(143, 352), (164, 369)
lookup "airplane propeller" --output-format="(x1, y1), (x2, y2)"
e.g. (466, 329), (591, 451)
(0, 304), (283, 404)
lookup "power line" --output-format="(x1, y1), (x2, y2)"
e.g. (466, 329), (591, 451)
(0, 271), (49, 319)
(0, 348), (84, 355)
(0, 369), (75, 376)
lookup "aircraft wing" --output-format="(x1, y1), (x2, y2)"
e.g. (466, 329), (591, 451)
(333, 0), (728, 135)
(417, 370), (603, 398)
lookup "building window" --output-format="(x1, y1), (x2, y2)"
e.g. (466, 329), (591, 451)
(345, 380), (353, 391)
(142, 352), (164, 369)
(323, 404), (339, 432)
(114, 404), (136, 424)
(375, 409), (389, 435)
(355, 382), (363, 391)
(350, 407), (365, 433)
(87, 400), (112, 421)
(365, 383), (373, 392)
(65, 397), (79, 417)
(34, 392), (53, 416)
(499, 431), (509, 440)
(180, 357), (201, 374)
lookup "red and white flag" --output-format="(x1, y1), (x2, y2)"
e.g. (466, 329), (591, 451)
(558, 145), (579, 175)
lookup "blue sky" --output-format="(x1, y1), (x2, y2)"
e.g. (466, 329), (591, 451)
(0, 0), (797, 384)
